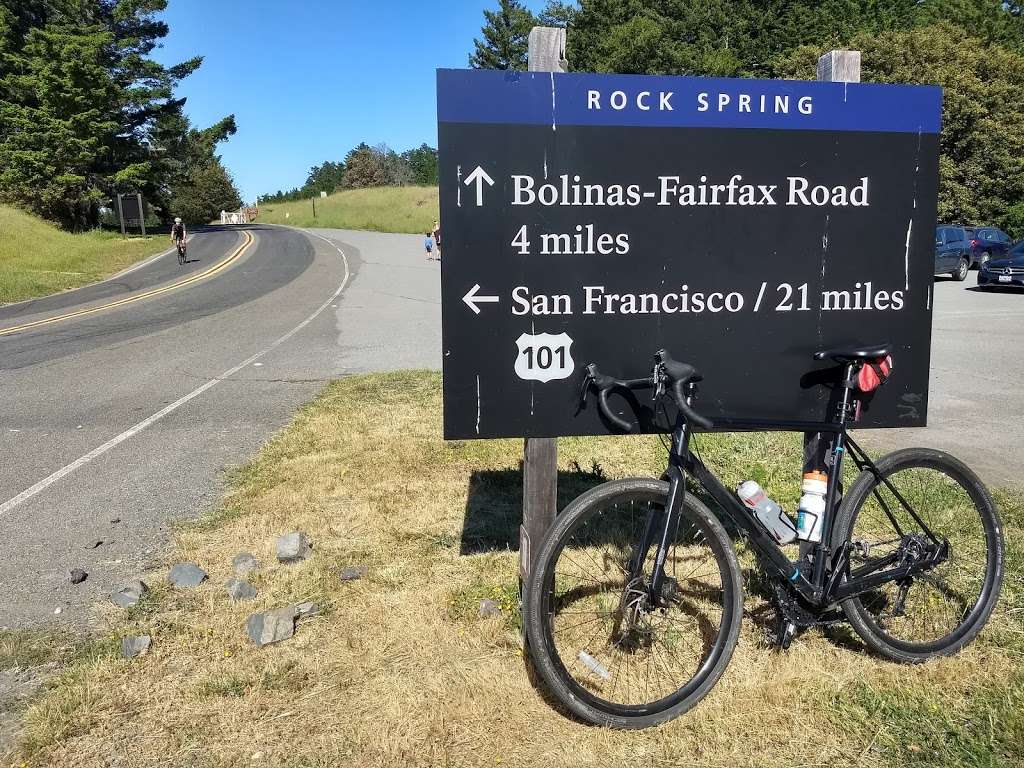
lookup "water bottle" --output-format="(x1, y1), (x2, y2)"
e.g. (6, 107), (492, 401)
(796, 471), (828, 542)
(737, 481), (797, 545)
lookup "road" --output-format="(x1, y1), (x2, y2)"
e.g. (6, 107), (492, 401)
(1, 227), (1019, 630)
(868, 275), (1024, 489)
(0, 224), (440, 629)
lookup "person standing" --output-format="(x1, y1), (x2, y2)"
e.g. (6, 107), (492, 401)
(432, 220), (442, 261)
(424, 231), (434, 260)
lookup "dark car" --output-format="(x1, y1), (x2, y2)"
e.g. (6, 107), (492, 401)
(977, 240), (1024, 289)
(967, 226), (1012, 267)
(935, 225), (972, 281)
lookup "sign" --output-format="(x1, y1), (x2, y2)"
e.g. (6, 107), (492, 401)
(437, 69), (942, 440)
(116, 192), (146, 236)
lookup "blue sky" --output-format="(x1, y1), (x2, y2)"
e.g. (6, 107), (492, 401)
(154, 0), (550, 202)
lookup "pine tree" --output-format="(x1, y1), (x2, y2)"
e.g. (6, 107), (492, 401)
(0, 0), (235, 230)
(469, 0), (536, 70)
(169, 158), (242, 224)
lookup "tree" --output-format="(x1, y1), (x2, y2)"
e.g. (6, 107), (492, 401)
(304, 161), (346, 196)
(342, 143), (388, 188)
(538, 0), (577, 28)
(469, 0), (535, 70)
(0, 0), (235, 230)
(775, 22), (1024, 227)
(402, 144), (438, 186)
(169, 158), (241, 224)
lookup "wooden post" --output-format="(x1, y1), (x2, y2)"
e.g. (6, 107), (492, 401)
(817, 49), (861, 84)
(520, 26), (567, 583)
(137, 193), (146, 236)
(116, 193), (126, 237)
(801, 51), (862, 489)
(312, 196), (317, 219)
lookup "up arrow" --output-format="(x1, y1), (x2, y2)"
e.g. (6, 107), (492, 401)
(464, 166), (495, 206)
(462, 283), (500, 314)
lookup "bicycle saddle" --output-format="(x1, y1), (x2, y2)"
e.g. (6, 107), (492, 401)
(813, 342), (892, 363)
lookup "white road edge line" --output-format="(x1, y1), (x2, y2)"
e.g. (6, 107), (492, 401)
(0, 230), (350, 518)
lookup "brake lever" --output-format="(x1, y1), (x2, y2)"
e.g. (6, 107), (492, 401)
(577, 366), (596, 411)
(653, 361), (664, 401)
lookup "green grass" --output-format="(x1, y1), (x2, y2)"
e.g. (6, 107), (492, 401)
(257, 186), (438, 234)
(0, 204), (168, 305)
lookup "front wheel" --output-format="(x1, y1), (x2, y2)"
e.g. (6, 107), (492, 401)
(952, 257), (970, 281)
(523, 478), (743, 729)
(832, 449), (1004, 663)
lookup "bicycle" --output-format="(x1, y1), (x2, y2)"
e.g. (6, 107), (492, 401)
(522, 345), (1004, 729)
(175, 238), (187, 265)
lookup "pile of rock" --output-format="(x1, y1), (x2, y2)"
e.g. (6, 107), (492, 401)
(108, 530), (369, 655)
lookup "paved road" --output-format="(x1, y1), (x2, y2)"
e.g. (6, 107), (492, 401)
(0, 224), (439, 629)
(867, 275), (1024, 489)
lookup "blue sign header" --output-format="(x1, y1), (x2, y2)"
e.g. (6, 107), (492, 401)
(437, 69), (942, 135)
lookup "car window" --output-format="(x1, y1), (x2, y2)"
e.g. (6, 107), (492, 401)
(951, 228), (966, 243)
(965, 228), (977, 239)
(936, 227), (947, 244)
(1000, 231), (1011, 243)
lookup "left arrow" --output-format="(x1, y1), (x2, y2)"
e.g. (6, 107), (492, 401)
(462, 284), (500, 314)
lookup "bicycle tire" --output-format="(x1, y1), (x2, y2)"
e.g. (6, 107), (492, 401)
(523, 478), (743, 728)
(832, 448), (1004, 663)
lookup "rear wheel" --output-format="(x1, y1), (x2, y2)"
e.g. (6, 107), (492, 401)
(523, 479), (743, 728)
(832, 449), (1004, 662)
(953, 257), (969, 281)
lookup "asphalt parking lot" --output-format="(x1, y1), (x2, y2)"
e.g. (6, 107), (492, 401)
(867, 273), (1024, 489)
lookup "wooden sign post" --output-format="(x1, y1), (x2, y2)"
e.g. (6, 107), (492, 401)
(520, 26), (567, 583)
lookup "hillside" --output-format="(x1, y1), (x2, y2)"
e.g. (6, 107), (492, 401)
(257, 186), (439, 234)
(0, 205), (167, 305)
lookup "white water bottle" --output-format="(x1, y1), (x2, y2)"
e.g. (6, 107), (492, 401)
(737, 481), (797, 545)
(796, 471), (828, 542)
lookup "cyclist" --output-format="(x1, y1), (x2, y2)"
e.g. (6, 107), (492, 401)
(170, 217), (187, 247)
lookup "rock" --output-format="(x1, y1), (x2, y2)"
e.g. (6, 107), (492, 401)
(85, 539), (104, 549)
(275, 532), (312, 564)
(246, 606), (298, 646)
(232, 552), (259, 576)
(110, 517), (121, 524)
(111, 580), (148, 608)
(53, 607), (62, 615)
(478, 599), (501, 618)
(225, 578), (257, 602)
(168, 562), (207, 588)
(339, 565), (368, 582)
(121, 635), (151, 658)
(295, 601), (320, 619)
(69, 568), (88, 585)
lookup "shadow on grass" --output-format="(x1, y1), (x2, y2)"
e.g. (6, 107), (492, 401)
(460, 461), (609, 555)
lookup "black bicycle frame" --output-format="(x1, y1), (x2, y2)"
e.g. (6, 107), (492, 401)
(640, 374), (946, 612)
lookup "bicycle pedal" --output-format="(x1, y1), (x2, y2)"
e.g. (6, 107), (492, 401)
(777, 620), (798, 650)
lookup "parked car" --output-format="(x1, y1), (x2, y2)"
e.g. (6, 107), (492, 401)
(977, 240), (1024, 289)
(935, 225), (972, 281)
(966, 226), (1012, 267)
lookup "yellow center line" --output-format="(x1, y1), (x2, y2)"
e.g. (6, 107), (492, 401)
(0, 230), (255, 337)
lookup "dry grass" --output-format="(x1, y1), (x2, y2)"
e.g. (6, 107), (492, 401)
(256, 186), (438, 234)
(7, 371), (1022, 767)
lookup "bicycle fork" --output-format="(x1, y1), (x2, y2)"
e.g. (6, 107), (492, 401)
(628, 420), (691, 608)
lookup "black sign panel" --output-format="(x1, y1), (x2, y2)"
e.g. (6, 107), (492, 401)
(117, 193), (144, 227)
(437, 70), (942, 440)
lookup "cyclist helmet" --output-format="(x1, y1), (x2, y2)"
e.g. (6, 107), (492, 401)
(174, 217), (182, 224)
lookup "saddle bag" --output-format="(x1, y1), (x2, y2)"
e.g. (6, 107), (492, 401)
(857, 355), (893, 393)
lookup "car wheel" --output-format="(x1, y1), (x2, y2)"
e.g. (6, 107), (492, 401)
(953, 257), (969, 281)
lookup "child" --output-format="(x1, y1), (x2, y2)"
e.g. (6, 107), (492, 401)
(424, 232), (434, 260)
